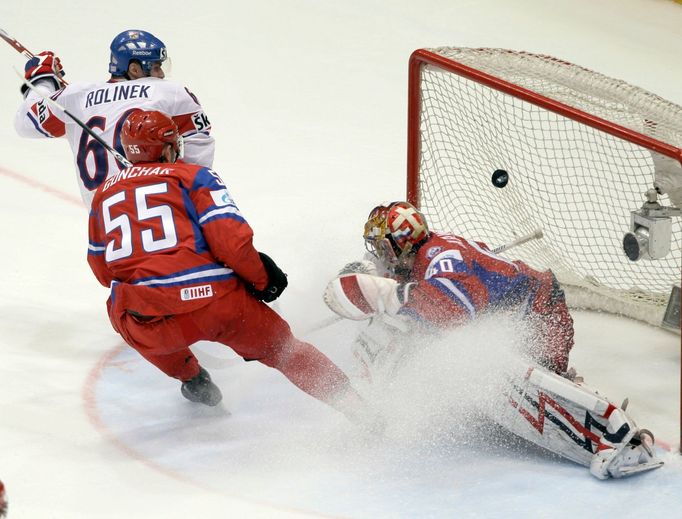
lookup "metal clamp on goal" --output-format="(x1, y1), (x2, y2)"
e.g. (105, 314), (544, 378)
(622, 188), (681, 261)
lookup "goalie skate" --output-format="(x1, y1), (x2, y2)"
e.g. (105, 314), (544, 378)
(589, 430), (664, 479)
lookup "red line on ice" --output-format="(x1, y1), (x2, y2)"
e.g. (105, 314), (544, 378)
(0, 165), (82, 207)
(82, 343), (339, 519)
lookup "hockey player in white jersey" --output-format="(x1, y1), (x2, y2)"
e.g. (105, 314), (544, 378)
(14, 29), (214, 208)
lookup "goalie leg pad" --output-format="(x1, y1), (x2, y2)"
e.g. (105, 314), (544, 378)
(493, 361), (664, 479)
(351, 314), (411, 387)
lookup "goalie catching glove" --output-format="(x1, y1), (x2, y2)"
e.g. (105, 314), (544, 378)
(249, 252), (288, 303)
(324, 273), (413, 320)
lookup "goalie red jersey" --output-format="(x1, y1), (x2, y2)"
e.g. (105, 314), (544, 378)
(325, 202), (574, 374)
(87, 161), (268, 318)
(404, 234), (550, 321)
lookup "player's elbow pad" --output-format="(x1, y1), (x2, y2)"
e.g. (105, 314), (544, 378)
(323, 273), (408, 321)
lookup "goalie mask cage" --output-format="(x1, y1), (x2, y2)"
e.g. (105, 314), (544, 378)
(406, 47), (682, 451)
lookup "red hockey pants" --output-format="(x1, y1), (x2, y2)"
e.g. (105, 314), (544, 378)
(108, 285), (352, 405)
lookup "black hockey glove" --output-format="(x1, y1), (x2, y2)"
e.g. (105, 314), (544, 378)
(249, 252), (288, 303)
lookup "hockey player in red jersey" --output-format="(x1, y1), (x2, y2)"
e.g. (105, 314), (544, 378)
(87, 110), (366, 420)
(325, 201), (574, 374)
(15, 29), (214, 208)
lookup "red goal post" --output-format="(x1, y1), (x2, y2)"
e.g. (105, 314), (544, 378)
(406, 47), (682, 450)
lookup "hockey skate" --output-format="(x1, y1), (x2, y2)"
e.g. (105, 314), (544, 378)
(181, 367), (223, 406)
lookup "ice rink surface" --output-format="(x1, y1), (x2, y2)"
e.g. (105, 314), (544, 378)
(1, 0), (682, 517)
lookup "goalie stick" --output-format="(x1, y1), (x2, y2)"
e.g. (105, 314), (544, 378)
(15, 68), (132, 168)
(308, 227), (545, 334)
(492, 228), (543, 254)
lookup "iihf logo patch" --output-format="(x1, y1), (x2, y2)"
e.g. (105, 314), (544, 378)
(181, 285), (213, 301)
(426, 246), (443, 259)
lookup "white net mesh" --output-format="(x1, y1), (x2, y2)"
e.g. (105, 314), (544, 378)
(412, 47), (682, 327)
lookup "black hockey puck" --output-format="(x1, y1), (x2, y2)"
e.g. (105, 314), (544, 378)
(492, 169), (509, 188)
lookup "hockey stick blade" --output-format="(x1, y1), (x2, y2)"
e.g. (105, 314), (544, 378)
(15, 67), (132, 168)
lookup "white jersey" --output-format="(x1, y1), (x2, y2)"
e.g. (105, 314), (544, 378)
(15, 77), (215, 208)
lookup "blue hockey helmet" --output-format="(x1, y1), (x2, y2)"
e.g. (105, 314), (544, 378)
(108, 30), (167, 76)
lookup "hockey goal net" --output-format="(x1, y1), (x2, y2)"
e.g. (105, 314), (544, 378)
(407, 48), (682, 330)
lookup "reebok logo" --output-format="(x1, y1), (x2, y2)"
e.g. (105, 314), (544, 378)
(180, 285), (213, 301)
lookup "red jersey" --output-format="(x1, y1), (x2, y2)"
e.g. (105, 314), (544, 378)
(87, 161), (268, 317)
(403, 232), (536, 326)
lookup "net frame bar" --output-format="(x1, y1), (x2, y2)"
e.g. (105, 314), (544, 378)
(405, 48), (682, 452)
